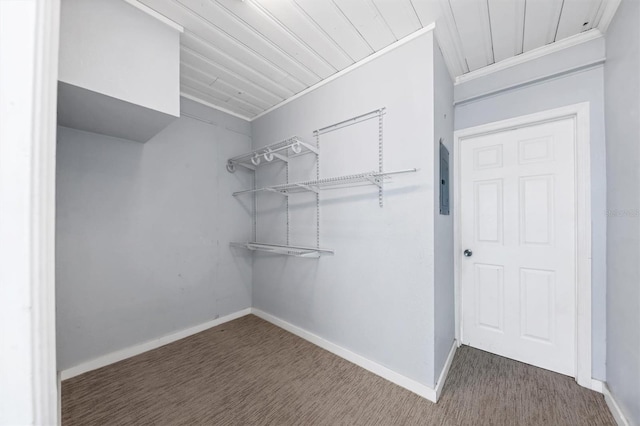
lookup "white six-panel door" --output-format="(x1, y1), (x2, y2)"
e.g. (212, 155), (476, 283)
(461, 118), (577, 376)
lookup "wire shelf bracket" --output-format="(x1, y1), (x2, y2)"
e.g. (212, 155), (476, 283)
(226, 136), (317, 173)
(230, 242), (334, 258)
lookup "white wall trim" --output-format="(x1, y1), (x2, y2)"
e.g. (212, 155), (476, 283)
(454, 60), (606, 106)
(0, 0), (60, 424)
(596, 0), (622, 33)
(181, 92), (253, 122)
(435, 342), (457, 400)
(122, 0), (184, 33)
(250, 23), (436, 122)
(60, 308), (252, 381)
(454, 29), (603, 86)
(603, 383), (631, 426)
(453, 102), (593, 389)
(591, 379), (604, 393)
(61, 308), (450, 404)
(251, 308), (440, 402)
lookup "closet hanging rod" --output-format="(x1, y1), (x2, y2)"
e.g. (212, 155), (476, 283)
(314, 108), (386, 136)
(226, 136), (317, 172)
(232, 168), (418, 197)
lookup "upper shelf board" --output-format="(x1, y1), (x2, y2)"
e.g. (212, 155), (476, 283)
(232, 168), (418, 197)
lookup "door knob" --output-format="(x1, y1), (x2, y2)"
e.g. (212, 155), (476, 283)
(463, 249), (473, 257)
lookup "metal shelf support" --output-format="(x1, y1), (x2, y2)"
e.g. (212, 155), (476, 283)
(230, 242), (334, 258)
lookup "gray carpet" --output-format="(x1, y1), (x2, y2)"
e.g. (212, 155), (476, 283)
(62, 315), (615, 425)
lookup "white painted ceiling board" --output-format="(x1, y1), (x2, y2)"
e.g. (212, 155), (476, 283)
(251, 0), (354, 70)
(177, 0), (319, 86)
(181, 32), (293, 100)
(132, 0), (620, 119)
(435, 0), (470, 75)
(293, 0), (374, 61)
(488, 0), (525, 62)
(139, 0), (293, 87)
(182, 77), (246, 113)
(522, 0), (564, 52)
(332, 0), (396, 51)
(181, 85), (256, 117)
(409, 0), (443, 28)
(180, 62), (216, 86)
(182, 75), (263, 116)
(555, 0), (603, 41)
(213, 78), (273, 110)
(182, 76), (232, 103)
(180, 62), (273, 111)
(371, 0), (422, 40)
(181, 48), (284, 105)
(449, 0), (494, 71)
(213, 0), (337, 78)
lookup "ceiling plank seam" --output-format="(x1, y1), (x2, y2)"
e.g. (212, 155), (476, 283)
(173, 0), (313, 88)
(212, 0), (338, 78)
(182, 31), (295, 99)
(181, 46), (284, 105)
(241, 0), (342, 74)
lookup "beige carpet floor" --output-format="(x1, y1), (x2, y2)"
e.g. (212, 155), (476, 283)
(62, 315), (615, 425)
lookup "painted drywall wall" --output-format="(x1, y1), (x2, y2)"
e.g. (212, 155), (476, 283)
(56, 98), (253, 370)
(604, 0), (640, 423)
(250, 32), (437, 387)
(455, 66), (607, 380)
(433, 42), (455, 382)
(58, 0), (180, 117)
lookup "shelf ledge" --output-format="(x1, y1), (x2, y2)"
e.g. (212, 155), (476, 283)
(230, 242), (334, 258)
(232, 168), (418, 196)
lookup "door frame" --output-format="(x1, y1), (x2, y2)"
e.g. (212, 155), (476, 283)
(0, 0), (60, 424)
(453, 102), (592, 389)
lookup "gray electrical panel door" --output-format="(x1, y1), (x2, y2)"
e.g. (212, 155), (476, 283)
(440, 140), (450, 215)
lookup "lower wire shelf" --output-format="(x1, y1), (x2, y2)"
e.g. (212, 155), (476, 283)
(230, 242), (334, 258)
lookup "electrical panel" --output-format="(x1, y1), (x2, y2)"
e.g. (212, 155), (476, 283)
(439, 139), (450, 215)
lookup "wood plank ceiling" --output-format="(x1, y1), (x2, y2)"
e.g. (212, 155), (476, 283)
(137, 0), (615, 120)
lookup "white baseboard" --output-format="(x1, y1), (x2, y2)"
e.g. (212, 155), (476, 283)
(435, 341), (457, 400)
(591, 379), (604, 393)
(603, 383), (630, 426)
(251, 308), (439, 402)
(60, 307), (456, 405)
(59, 308), (252, 380)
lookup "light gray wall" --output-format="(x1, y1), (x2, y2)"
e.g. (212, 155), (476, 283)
(57, 82), (177, 143)
(433, 43), (455, 381)
(250, 32), (438, 387)
(56, 98), (253, 370)
(58, 0), (180, 117)
(604, 0), (640, 423)
(455, 66), (607, 380)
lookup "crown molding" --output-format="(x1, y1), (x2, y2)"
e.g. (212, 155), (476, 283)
(455, 29), (603, 86)
(596, 0), (622, 33)
(251, 23), (436, 122)
(181, 92), (252, 122)
(122, 0), (184, 33)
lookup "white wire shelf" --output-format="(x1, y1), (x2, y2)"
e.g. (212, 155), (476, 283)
(232, 168), (418, 197)
(226, 136), (317, 172)
(230, 242), (334, 258)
